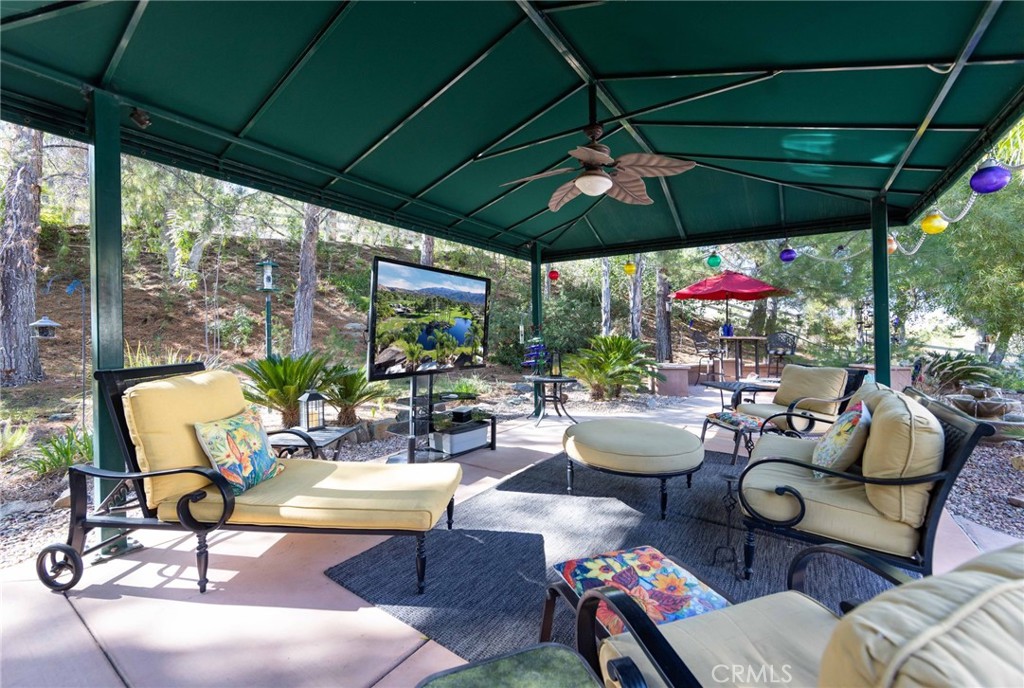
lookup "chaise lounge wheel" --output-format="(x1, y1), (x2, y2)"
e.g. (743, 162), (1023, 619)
(36, 543), (83, 592)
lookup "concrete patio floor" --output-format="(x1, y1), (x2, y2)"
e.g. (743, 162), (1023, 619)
(1, 385), (993, 687)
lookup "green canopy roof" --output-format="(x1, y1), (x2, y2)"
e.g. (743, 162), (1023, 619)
(3, 0), (1022, 261)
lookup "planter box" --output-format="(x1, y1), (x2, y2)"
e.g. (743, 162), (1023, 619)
(655, 364), (692, 397)
(430, 421), (489, 456)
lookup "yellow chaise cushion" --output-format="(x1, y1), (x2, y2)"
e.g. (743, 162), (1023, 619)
(123, 370), (248, 509)
(157, 458), (463, 531)
(820, 542), (1024, 688)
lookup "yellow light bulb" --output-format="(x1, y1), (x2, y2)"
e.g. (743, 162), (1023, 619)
(623, 260), (637, 276)
(921, 212), (949, 235)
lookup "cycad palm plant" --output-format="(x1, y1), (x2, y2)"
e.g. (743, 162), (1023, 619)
(321, 365), (390, 425)
(564, 335), (662, 400)
(234, 352), (329, 427)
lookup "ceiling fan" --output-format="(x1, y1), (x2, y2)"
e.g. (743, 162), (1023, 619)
(500, 86), (695, 212)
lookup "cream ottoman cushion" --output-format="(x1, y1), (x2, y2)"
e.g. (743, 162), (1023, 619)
(563, 419), (703, 475)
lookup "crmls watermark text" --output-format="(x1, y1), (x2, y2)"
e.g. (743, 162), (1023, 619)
(712, 664), (793, 684)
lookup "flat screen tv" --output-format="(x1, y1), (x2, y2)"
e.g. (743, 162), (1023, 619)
(367, 257), (491, 381)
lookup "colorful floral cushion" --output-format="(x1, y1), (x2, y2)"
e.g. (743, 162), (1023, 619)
(194, 409), (281, 496)
(811, 402), (871, 478)
(707, 411), (762, 431)
(553, 545), (729, 635)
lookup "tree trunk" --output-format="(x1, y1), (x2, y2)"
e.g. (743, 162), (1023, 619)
(420, 234), (434, 266)
(0, 126), (44, 387)
(544, 263), (551, 298)
(655, 268), (672, 362)
(628, 254), (645, 340)
(748, 300), (767, 335)
(600, 257), (612, 335)
(766, 298), (779, 336)
(291, 203), (320, 356)
(989, 330), (1010, 366)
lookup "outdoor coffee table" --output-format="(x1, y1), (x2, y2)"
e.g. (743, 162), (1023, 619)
(268, 425), (359, 461)
(703, 378), (779, 410)
(563, 419), (704, 520)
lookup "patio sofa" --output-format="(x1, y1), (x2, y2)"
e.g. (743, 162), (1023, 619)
(738, 384), (994, 578)
(36, 363), (462, 594)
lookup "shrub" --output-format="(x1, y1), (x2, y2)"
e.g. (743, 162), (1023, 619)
(124, 340), (197, 368)
(564, 335), (662, 400)
(437, 375), (490, 396)
(21, 427), (92, 478)
(0, 419), (29, 460)
(235, 353), (330, 427)
(218, 305), (259, 351)
(919, 351), (993, 394)
(321, 365), (389, 426)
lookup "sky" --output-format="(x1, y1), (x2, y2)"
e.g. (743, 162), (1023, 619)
(377, 260), (486, 295)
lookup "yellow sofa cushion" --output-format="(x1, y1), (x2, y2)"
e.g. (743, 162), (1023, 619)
(157, 458), (463, 531)
(741, 454), (919, 557)
(850, 380), (891, 408)
(123, 370), (247, 509)
(861, 392), (944, 527)
(772, 365), (848, 416)
(563, 420), (704, 474)
(820, 543), (1024, 688)
(600, 591), (838, 688)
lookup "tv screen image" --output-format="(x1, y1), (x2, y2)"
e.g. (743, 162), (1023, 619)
(368, 257), (490, 381)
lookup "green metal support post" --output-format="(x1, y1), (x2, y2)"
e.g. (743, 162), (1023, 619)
(530, 243), (543, 416)
(265, 294), (272, 358)
(89, 91), (128, 552)
(871, 196), (891, 386)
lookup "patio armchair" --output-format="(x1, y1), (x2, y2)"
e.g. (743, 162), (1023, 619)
(734, 364), (866, 435)
(575, 542), (1023, 688)
(738, 386), (994, 581)
(35, 363), (462, 595)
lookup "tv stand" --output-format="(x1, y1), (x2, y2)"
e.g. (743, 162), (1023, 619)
(385, 375), (494, 463)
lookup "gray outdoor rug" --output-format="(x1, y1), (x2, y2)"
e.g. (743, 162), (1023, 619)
(325, 451), (897, 662)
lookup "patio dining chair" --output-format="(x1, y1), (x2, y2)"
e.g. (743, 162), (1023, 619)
(688, 330), (724, 385)
(765, 331), (797, 376)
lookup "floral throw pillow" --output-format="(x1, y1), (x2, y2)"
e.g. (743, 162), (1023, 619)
(195, 409), (280, 496)
(811, 402), (871, 478)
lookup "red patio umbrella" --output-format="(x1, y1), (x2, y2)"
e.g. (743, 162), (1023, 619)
(672, 270), (788, 324)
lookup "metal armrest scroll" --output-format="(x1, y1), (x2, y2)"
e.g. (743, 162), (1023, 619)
(69, 463), (236, 531)
(787, 544), (916, 599)
(577, 586), (701, 688)
(739, 456), (949, 528)
(759, 410), (833, 437)
(606, 658), (649, 688)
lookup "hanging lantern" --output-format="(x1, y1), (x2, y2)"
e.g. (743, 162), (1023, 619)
(706, 251), (721, 268)
(886, 235), (898, 255)
(297, 389), (326, 431)
(779, 246), (797, 263)
(969, 157), (1012, 194)
(920, 211), (949, 235)
(623, 260), (637, 276)
(547, 268), (559, 282)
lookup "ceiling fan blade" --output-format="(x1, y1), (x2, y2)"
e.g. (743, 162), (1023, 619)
(606, 171), (653, 205)
(500, 168), (575, 187)
(615, 153), (695, 178)
(548, 179), (582, 212)
(569, 146), (615, 166)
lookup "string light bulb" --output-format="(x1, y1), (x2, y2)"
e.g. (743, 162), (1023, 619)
(779, 243), (797, 263)
(623, 260), (637, 276)
(920, 211), (949, 235)
(886, 235), (898, 255)
(969, 157), (1013, 194)
(547, 268), (559, 281)
(706, 251), (721, 268)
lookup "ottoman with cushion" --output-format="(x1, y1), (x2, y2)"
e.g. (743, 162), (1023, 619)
(563, 420), (703, 520)
(700, 410), (763, 465)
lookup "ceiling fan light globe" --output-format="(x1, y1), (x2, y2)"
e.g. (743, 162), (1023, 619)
(575, 171), (613, 196)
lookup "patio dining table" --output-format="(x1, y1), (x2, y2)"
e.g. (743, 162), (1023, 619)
(719, 335), (767, 380)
